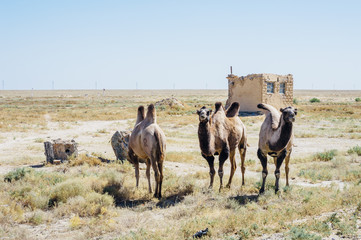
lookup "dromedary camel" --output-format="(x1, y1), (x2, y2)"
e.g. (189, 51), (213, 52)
(128, 104), (166, 199)
(257, 103), (297, 194)
(197, 102), (247, 191)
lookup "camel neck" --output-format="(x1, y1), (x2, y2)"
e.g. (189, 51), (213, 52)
(269, 117), (293, 151)
(198, 121), (213, 155)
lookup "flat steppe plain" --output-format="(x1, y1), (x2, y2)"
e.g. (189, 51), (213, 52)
(0, 89), (360, 239)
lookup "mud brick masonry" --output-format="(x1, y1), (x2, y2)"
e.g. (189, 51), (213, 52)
(225, 73), (294, 112)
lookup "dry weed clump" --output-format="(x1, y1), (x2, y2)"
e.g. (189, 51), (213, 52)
(49, 178), (90, 206)
(69, 154), (102, 166)
(56, 192), (114, 217)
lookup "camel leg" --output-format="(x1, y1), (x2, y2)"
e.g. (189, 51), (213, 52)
(151, 158), (161, 199)
(257, 149), (268, 194)
(146, 159), (152, 193)
(275, 150), (287, 193)
(285, 149), (292, 187)
(218, 148), (229, 192)
(134, 162), (140, 188)
(226, 150), (236, 188)
(158, 160), (163, 199)
(128, 148), (140, 188)
(203, 154), (215, 189)
(239, 143), (247, 186)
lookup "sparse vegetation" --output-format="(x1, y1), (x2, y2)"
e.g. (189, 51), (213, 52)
(313, 149), (337, 161)
(355, 97), (361, 102)
(287, 227), (321, 240)
(310, 97), (321, 103)
(347, 145), (361, 156)
(0, 90), (361, 239)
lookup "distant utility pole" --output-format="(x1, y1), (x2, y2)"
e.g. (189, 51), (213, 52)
(230, 66), (233, 74)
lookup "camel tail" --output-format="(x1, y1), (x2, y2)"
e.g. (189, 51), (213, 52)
(226, 102), (240, 117)
(135, 106), (145, 125)
(154, 130), (165, 162)
(145, 104), (156, 123)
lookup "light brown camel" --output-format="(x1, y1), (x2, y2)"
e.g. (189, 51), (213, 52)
(197, 102), (247, 191)
(128, 104), (166, 199)
(257, 103), (297, 194)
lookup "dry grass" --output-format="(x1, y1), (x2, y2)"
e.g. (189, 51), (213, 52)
(0, 90), (361, 239)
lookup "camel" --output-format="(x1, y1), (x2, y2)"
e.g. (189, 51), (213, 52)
(197, 102), (247, 191)
(257, 103), (297, 194)
(128, 104), (166, 199)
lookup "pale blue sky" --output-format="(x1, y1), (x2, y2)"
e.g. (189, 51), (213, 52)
(0, 0), (360, 90)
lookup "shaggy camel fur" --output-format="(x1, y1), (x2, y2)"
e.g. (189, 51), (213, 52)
(257, 103), (297, 194)
(128, 104), (166, 199)
(197, 102), (247, 191)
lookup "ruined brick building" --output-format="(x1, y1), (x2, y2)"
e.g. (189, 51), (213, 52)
(225, 73), (294, 113)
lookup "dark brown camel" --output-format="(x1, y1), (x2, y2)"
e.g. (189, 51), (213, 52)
(197, 102), (247, 191)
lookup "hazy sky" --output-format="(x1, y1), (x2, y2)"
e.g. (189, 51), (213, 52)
(1, 1), (360, 90)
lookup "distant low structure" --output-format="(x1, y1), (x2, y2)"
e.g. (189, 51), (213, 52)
(225, 73), (294, 113)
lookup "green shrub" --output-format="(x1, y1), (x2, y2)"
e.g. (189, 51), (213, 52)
(4, 168), (33, 182)
(347, 145), (361, 156)
(28, 210), (44, 225)
(313, 149), (337, 161)
(293, 98), (299, 105)
(309, 98), (321, 103)
(59, 192), (114, 217)
(49, 179), (89, 206)
(288, 227), (321, 240)
(355, 97), (361, 102)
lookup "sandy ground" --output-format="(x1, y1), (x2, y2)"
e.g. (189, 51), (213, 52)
(1, 112), (359, 182)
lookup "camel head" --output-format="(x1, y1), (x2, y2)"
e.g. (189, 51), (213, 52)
(197, 106), (212, 123)
(280, 106), (297, 123)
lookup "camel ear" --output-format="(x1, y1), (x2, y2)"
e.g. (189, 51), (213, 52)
(280, 108), (284, 112)
(196, 110), (200, 115)
(294, 109), (298, 115)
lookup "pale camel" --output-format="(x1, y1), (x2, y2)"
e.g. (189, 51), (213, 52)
(257, 103), (297, 194)
(197, 102), (247, 191)
(128, 104), (166, 199)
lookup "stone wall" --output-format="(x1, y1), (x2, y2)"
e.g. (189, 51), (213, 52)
(226, 73), (293, 112)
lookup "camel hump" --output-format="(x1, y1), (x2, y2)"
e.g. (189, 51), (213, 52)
(136, 106), (145, 125)
(257, 103), (280, 130)
(226, 102), (240, 117)
(145, 104), (156, 122)
(214, 102), (224, 114)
